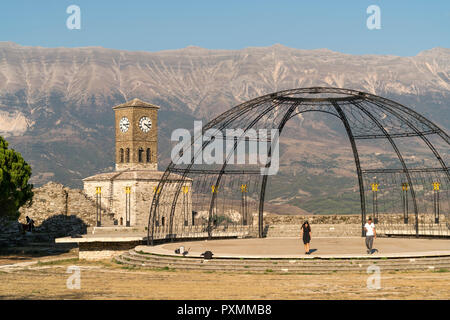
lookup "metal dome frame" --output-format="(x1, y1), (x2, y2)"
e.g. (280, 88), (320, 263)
(147, 87), (449, 245)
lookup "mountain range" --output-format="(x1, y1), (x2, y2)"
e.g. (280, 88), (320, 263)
(0, 42), (448, 214)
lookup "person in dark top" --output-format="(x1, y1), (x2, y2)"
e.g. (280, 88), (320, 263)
(26, 216), (35, 232)
(301, 221), (312, 254)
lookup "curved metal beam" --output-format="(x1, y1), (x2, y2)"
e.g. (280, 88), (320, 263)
(331, 102), (367, 236)
(351, 101), (420, 236)
(166, 102), (263, 239)
(207, 100), (289, 238)
(366, 99), (450, 184)
(232, 86), (449, 145)
(258, 103), (300, 237)
(147, 98), (263, 244)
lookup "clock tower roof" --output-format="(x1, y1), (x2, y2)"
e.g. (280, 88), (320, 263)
(113, 98), (160, 110)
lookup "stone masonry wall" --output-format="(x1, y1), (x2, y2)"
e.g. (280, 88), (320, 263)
(263, 212), (448, 226)
(17, 182), (114, 238)
(262, 213), (362, 237)
(263, 213), (362, 225)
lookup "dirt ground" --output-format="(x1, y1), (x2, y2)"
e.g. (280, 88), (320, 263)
(0, 253), (449, 300)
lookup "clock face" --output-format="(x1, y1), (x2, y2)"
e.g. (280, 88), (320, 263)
(139, 116), (152, 133)
(119, 117), (130, 133)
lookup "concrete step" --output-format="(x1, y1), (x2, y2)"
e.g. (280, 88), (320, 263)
(114, 249), (450, 273)
(121, 253), (450, 270)
(115, 255), (450, 273)
(127, 249), (450, 266)
(127, 251), (450, 266)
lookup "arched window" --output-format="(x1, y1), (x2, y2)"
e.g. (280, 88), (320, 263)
(119, 148), (124, 163)
(161, 217), (165, 226)
(126, 148), (130, 163)
(138, 148), (144, 163)
(146, 148), (151, 162)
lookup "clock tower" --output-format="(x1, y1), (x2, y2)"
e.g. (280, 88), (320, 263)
(113, 98), (159, 171)
(83, 97), (191, 229)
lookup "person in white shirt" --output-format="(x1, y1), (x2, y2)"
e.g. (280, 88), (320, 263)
(364, 217), (376, 254)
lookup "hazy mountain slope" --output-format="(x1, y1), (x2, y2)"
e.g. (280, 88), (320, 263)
(0, 43), (449, 118)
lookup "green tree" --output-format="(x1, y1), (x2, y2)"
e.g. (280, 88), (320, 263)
(0, 136), (33, 220)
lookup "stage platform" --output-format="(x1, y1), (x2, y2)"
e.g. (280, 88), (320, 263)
(137, 237), (450, 259)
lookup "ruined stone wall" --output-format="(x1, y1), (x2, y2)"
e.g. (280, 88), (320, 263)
(261, 213), (361, 237)
(17, 182), (113, 238)
(263, 212), (448, 226)
(263, 213), (362, 225)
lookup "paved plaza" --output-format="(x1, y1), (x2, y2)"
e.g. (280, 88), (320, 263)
(138, 237), (450, 259)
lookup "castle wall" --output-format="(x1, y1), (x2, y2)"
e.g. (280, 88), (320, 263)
(20, 182), (113, 227)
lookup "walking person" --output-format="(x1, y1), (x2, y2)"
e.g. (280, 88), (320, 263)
(301, 221), (312, 254)
(364, 217), (376, 254)
(26, 216), (35, 232)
